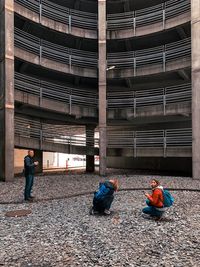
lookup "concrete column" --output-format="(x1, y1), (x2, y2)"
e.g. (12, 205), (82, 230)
(86, 125), (95, 172)
(192, 0), (200, 179)
(0, 0), (14, 182)
(98, 0), (107, 176)
(34, 150), (43, 174)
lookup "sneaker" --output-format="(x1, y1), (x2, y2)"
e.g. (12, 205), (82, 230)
(155, 216), (163, 222)
(89, 207), (94, 215)
(29, 196), (35, 199)
(104, 209), (111, 215)
(24, 197), (34, 202)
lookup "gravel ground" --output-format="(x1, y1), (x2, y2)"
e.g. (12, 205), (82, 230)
(0, 171), (200, 203)
(0, 172), (200, 266)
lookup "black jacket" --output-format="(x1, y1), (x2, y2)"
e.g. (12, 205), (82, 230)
(24, 155), (35, 176)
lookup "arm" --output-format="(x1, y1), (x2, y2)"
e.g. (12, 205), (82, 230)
(25, 157), (35, 168)
(146, 189), (161, 206)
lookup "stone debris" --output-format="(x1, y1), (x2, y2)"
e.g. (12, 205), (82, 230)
(0, 172), (199, 266)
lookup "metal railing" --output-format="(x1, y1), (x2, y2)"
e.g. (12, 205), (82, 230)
(107, 0), (190, 31)
(107, 128), (192, 157)
(15, 116), (99, 148)
(15, 72), (98, 110)
(107, 38), (191, 71)
(15, 0), (190, 33)
(15, 116), (192, 156)
(15, 28), (191, 72)
(14, 28), (98, 69)
(15, 72), (191, 113)
(15, 0), (97, 31)
(108, 83), (191, 114)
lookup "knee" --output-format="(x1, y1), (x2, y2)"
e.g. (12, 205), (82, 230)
(110, 195), (114, 201)
(142, 207), (150, 214)
(146, 199), (151, 206)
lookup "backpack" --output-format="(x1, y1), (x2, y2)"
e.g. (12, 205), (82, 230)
(162, 190), (174, 207)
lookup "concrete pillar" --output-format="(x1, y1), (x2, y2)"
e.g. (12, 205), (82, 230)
(191, 0), (200, 179)
(0, 0), (14, 182)
(86, 125), (95, 172)
(34, 150), (43, 174)
(98, 0), (107, 176)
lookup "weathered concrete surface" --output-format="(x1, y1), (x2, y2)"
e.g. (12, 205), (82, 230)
(107, 147), (192, 158)
(15, 48), (97, 78)
(0, 0), (14, 182)
(107, 157), (192, 175)
(15, 47), (191, 79)
(34, 150), (43, 174)
(192, 0), (200, 179)
(98, 0), (107, 176)
(86, 125), (95, 172)
(14, 135), (192, 159)
(108, 102), (191, 120)
(14, 135), (99, 156)
(107, 58), (191, 79)
(107, 12), (190, 39)
(15, 90), (191, 121)
(14, 1), (190, 41)
(15, 90), (98, 119)
(14, 3), (97, 39)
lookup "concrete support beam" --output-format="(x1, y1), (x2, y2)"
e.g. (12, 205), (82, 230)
(98, 0), (107, 176)
(34, 150), (43, 174)
(0, 0), (14, 182)
(86, 125), (95, 172)
(191, 0), (200, 179)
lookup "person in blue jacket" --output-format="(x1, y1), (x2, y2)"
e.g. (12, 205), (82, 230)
(24, 150), (39, 201)
(90, 179), (119, 215)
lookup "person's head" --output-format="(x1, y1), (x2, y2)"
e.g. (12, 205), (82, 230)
(110, 179), (119, 192)
(151, 179), (160, 189)
(28, 150), (34, 158)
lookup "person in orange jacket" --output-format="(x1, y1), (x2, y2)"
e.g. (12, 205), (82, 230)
(142, 179), (166, 219)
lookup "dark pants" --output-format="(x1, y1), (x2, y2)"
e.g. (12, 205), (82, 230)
(93, 195), (114, 213)
(142, 200), (165, 218)
(24, 174), (34, 200)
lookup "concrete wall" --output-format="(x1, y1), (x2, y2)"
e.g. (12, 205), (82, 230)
(191, 0), (200, 179)
(107, 157), (192, 175)
(14, 135), (99, 156)
(15, 89), (191, 120)
(0, 0), (15, 181)
(14, 3), (97, 39)
(15, 47), (191, 79)
(107, 11), (191, 39)
(15, 48), (97, 78)
(15, 90), (98, 119)
(14, 2), (190, 41)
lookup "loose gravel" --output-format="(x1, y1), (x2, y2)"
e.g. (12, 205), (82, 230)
(0, 171), (200, 203)
(0, 172), (200, 266)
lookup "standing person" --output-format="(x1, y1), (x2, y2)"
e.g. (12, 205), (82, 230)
(90, 179), (119, 215)
(24, 150), (39, 201)
(142, 179), (166, 220)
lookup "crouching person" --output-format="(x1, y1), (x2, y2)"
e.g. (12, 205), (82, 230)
(143, 179), (166, 220)
(90, 179), (119, 215)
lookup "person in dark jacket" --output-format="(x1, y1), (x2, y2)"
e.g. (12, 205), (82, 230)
(90, 179), (119, 215)
(24, 150), (39, 201)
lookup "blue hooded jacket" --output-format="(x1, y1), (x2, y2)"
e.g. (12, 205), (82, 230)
(94, 181), (115, 200)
